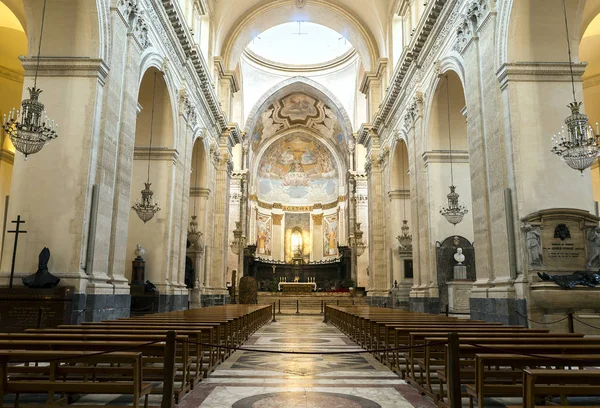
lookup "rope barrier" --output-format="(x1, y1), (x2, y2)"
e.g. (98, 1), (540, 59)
(573, 316), (600, 331)
(175, 338), (447, 355)
(463, 341), (600, 365)
(515, 311), (569, 325)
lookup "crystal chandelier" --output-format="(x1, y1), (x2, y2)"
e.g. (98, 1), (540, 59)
(550, 0), (600, 173)
(397, 142), (412, 249)
(132, 73), (161, 223)
(439, 75), (468, 225)
(2, 0), (58, 159)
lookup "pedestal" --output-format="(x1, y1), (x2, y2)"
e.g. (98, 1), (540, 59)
(447, 281), (472, 314)
(453, 265), (467, 280)
(131, 257), (145, 285)
(130, 284), (158, 316)
(0, 286), (74, 331)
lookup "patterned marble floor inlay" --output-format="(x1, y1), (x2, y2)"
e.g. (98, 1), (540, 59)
(179, 314), (438, 408)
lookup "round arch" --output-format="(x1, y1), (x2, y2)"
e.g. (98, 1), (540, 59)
(220, 0), (379, 71)
(390, 138), (409, 191)
(244, 76), (354, 142)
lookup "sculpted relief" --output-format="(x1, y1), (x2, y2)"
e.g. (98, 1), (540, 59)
(257, 134), (339, 205)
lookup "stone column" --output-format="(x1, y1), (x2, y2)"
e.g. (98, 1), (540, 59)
(271, 213), (284, 261)
(311, 213), (324, 261)
(388, 190), (405, 285)
(204, 136), (232, 302)
(365, 133), (388, 303)
(359, 59), (388, 122)
(355, 174), (369, 288)
(196, 188), (210, 287)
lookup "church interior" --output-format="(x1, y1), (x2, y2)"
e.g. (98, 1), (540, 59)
(1, 0), (600, 406)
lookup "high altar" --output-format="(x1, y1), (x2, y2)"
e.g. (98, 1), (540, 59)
(243, 245), (351, 291)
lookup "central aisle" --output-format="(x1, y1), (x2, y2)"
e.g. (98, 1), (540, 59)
(179, 315), (435, 407)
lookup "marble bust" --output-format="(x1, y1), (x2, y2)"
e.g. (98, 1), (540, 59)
(454, 248), (465, 265)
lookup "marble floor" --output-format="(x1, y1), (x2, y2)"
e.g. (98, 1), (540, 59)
(178, 315), (436, 408)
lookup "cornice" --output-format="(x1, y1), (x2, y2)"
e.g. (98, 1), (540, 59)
(133, 147), (180, 163)
(388, 189), (410, 200)
(583, 73), (600, 89)
(243, 48), (358, 73)
(190, 186), (211, 197)
(20, 57), (109, 85)
(155, 0), (229, 133)
(422, 150), (469, 166)
(214, 56), (240, 93)
(0, 65), (23, 83)
(0, 149), (15, 166)
(359, 58), (389, 94)
(497, 62), (587, 91)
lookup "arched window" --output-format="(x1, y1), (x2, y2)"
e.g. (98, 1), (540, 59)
(291, 228), (303, 256)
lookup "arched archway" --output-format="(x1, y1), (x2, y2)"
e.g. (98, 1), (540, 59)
(126, 68), (177, 291)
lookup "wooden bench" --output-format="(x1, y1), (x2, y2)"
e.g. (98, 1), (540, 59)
(521, 369), (600, 407)
(0, 350), (152, 408)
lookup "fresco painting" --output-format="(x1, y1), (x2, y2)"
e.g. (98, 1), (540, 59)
(257, 134), (338, 205)
(324, 214), (338, 256)
(256, 214), (272, 256)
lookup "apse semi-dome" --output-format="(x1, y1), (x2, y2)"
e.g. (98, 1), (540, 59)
(257, 134), (339, 205)
(247, 22), (353, 67)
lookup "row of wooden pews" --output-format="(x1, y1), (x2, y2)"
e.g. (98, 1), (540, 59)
(327, 305), (600, 408)
(0, 304), (271, 407)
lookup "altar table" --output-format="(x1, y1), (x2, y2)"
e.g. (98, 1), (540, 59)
(278, 282), (317, 293)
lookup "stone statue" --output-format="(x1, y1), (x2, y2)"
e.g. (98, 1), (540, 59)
(538, 271), (600, 289)
(22, 248), (60, 289)
(454, 248), (465, 265)
(524, 224), (544, 266)
(134, 244), (145, 259)
(587, 227), (600, 270)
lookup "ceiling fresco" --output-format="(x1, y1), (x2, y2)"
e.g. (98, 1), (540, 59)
(251, 92), (344, 152)
(257, 134), (339, 205)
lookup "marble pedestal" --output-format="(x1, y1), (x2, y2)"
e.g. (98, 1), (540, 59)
(447, 281), (472, 314)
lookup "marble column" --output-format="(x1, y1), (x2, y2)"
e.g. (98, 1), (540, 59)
(272, 213), (284, 261)
(311, 213), (324, 261)
(366, 134), (388, 302)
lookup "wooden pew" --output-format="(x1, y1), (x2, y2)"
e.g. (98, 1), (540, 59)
(0, 350), (151, 408)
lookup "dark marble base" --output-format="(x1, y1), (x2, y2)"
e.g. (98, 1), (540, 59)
(365, 296), (391, 308)
(201, 294), (230, 307)
(0, 287), (75, 331)
(470, 297), (528, 326)
(409, 297), (441, 314)
(71, 293), (131, 324)
(157, 294), (189, 312)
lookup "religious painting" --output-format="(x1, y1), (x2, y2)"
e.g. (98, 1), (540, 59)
(256, 214), (272, 256)
(279, 93), (319, 122)
(324, 214), (338, 256)
(257, 134), (339, 205)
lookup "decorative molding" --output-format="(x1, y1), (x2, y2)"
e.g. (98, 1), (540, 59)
(214, 56), (240, 93)
(117, 0), (138, 23)
(0, 149), (15, 166)
(422, 150), (469, 166)
(359, 58), (388, 95)
(312, 213), (324, 225)
(0, 65), (23, 82)
(190, 187), (211, 198)
(296, 0), (306, 8)
(272, 213), (284, 225)
(133, 147), (180, 163)
(131, 11), (151, 49)
(583, 73), (600, 89)
(389, 189), (410, 200)
(497, 62), (587, 91)
(20, 57), (109, 85)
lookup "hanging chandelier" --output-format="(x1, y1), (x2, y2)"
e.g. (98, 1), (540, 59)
(353, 222), (366, 257)
(188, 143), (203, 243)
(439, 75), (468, 226)
(132, 73), (161, 223)
(397, 143), (412, 249)
(2, 0), (58, 159)
(230, 221), (246, 255)
(550, 0), (600, 173)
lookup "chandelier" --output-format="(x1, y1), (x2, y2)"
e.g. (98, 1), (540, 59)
(2, 0), (58, 159)
(132, 73), (161, 223)
(398, 142), (412, 249)
(550, 0), (600, 173)
(439, 75), (468, 225)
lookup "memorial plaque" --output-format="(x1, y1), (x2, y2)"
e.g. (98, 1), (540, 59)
(541, 220), (587, 270)
(447, 282), (472, 313)
(0, 286), (74, 332)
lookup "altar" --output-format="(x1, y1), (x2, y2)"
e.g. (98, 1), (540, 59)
(278, 282), (317, 293)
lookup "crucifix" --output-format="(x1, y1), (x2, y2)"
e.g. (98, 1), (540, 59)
(293, 21), (308, 37)
(7, 215), (27, 288)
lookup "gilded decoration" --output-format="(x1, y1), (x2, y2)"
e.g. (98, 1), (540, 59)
(251, 92), (344, 151)
(312, 213), (324, 225)
(257, 134), (339, 205)
(272, 213), (284, 225)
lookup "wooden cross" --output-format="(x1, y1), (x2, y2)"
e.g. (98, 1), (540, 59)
(7, 215), (26, 288)
(292, 21), (308, 36)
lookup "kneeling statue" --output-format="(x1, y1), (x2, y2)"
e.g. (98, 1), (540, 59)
(537, 271), (600, 289)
